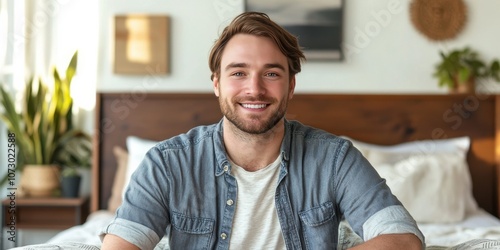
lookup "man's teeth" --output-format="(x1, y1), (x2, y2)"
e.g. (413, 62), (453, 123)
(242, 103), (267, 109)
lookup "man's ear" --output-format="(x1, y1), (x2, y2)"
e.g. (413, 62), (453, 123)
(213, 75), (220, 97)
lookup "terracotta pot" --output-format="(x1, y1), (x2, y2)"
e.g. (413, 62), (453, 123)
(450, 77), (475, 94)
(21, 165), (60, 197)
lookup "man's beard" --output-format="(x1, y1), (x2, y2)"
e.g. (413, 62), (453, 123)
(219, 94), (289, 134)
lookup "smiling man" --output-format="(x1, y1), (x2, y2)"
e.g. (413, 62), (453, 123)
(101, 12), (424, 249)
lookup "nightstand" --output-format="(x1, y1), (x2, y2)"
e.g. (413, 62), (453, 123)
(1, 196), (90, 229)
(1, 196), (90, 247)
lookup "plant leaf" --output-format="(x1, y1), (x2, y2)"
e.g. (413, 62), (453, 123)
(458, 68), (471, 84)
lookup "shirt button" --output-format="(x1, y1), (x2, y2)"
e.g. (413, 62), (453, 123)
(221, 233), (227, 240)
(223, 165), (229, 172)
(226, 199), (234, 206)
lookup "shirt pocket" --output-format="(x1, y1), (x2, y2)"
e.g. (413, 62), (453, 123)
(299, 201), (338, 250)
(170, 212), (214, 250)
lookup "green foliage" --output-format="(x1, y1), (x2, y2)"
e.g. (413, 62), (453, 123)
(0, 51), (92, 182)
(433, 47), (500, 89)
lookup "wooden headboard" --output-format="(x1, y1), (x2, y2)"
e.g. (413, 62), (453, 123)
(92, 93), (500, 217)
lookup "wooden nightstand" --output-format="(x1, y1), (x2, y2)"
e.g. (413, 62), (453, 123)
(1, 196), (90, 230)
(1, 196), (90, 247)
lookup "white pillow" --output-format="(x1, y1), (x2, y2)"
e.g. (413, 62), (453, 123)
(123, 136), (159, 198)
(344, 136), (478, 223)
(376, 152), (471, 223)
(347, 136), (470, 164)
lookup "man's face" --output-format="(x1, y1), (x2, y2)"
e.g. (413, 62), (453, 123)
(213, 34), (295, 134)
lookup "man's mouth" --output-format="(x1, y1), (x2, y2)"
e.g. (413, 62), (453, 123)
(240, 103), (268, 109)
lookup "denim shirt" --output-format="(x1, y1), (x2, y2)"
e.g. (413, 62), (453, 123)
(102, 119), (423, 249)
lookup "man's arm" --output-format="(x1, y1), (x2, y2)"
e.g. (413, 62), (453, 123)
(349, 233), (423, 250)
(101, 234), (140, 250)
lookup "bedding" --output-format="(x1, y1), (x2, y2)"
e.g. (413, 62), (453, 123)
(9, 210), (170, 250)
(420, 209), (500, 246)
(346, 136), (478, 223)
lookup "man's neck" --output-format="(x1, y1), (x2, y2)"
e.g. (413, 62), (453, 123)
(223, 118), (285, 172)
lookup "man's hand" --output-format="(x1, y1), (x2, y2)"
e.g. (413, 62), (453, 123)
(349, 233), (423, 250)
(101, 234), (140, 250)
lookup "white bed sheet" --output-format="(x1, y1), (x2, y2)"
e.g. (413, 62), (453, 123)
(420, 208), (500, 247)
(9, 211), (114, 250)
(46, 210), (115, 247)
(9, 209), (172, 250)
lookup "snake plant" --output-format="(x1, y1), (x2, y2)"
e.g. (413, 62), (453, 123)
(0, 51), (92, 184)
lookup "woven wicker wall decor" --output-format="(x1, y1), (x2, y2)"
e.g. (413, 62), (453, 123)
(410, 0), (467, 41)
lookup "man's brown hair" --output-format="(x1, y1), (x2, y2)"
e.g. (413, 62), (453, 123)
(209, 12), (305, 81)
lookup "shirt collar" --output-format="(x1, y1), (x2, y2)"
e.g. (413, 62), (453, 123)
(214, 118), (292, 176)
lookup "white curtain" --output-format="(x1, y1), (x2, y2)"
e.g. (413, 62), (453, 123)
(0, 2), (12, 248)
(0, 0), (7, 71)
(24, 0), (53, 79)
(0, 0), (54, 191)
(0, 0), (11, 197)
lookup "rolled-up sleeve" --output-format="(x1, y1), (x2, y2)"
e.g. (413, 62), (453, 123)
(100, 218), (160, 249)
(363, 205), (425, 245)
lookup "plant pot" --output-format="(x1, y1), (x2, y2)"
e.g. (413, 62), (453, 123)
(61, 175), (81, 198)
(20, 165), (60, 197)
(450, 77), (475, 94)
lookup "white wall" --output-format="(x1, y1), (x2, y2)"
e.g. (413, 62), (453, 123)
(97, 0), (500, 94)
(97, 0), (241, 93)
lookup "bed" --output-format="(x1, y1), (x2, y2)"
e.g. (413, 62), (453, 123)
(13, 92), (500, 249)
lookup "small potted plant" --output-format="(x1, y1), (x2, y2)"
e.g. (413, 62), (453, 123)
(57, 134), (92, 198)
(0, 51), (92, 197)
(433, 47), (500, 93)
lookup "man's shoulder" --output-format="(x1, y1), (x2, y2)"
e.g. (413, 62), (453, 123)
(156, 123), (220, 150)
(286, 120), (347, 143)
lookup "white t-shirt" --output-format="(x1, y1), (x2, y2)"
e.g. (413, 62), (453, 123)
(229, 155), (286, 249)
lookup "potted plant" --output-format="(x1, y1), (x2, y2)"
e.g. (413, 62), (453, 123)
(0, 51), (92, 197)
(433, 47), (500, 93)
(58, 133), (92, 198)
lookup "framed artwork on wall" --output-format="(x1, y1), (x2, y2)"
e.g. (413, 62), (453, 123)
(114, 15), (170, 74)
(245, 0), (344, 61)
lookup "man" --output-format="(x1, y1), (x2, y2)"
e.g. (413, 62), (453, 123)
(101, 12), (424, 249)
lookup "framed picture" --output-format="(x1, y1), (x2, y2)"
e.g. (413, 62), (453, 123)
(245, 0), (344, 61)
(114, 15), (170, 74)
